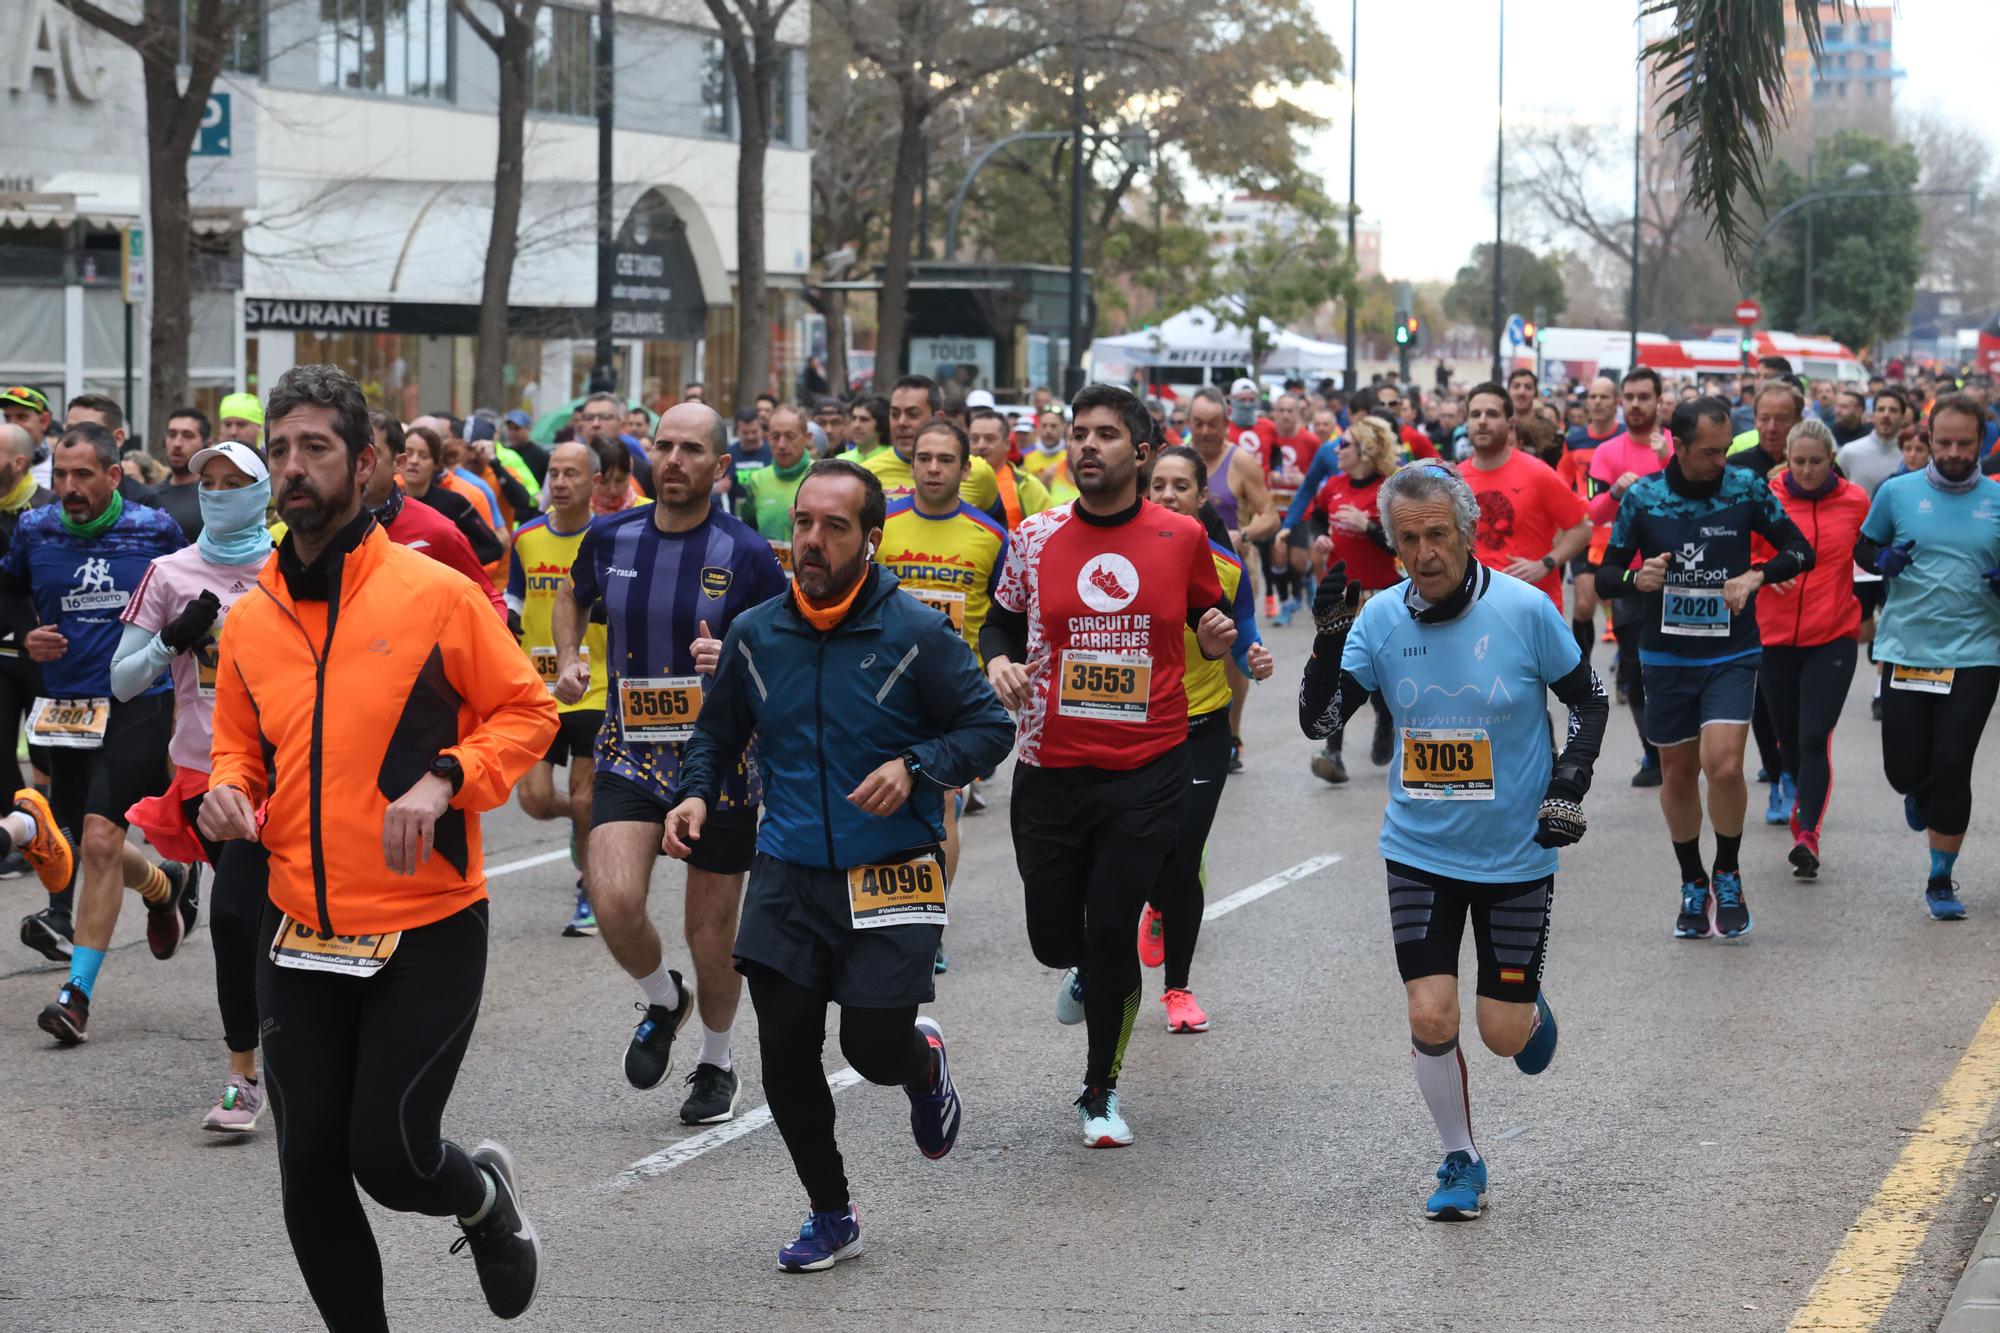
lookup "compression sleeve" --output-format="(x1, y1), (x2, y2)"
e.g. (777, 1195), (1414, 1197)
(979, 602), (1028, 665)
(1298, 631), (1369, 740)
(1853, 532), (1884, 571)
(109, 621), (173, 703)
(1546, 659), (1608, 799)
(1594, 544), (1638, 601)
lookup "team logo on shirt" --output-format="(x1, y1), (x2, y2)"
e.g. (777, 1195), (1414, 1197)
(60, 557), (127, 612)
(1076, 553), (1139, 613)
(700, 566), (732, 597)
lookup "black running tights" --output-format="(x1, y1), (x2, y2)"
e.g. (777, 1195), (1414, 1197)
(184, 793), (271, 1053)
(1879, 664), (2000, 838)
(1612, 612), (1659, 766)
(1759, 640), (1858, 840)
(1156, 709), (1233, 991)
(260, 899), (490, 1333)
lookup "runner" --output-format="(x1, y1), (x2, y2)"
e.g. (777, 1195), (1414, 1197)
(111, 438), (273, 1127)
(1754, 419), (1868, 879)
(1853, 393), (2000, 920)
(982, 384), (1234, 1148)
(588, 432), (649, 514)
(844, 396), (890, 465)
(508, 440), (606, 936)
(661, 458), (1012, 1271)
(1135, 445), (1272, 1032)
(1297, 462), (1606, 1220)
(1594, 396), (1814, 940)
(4, 421), (193, 1036)
(214, 391), (264, 447)
(554, 402), (787, 1124)
(1837, 386), (1909, 719)
(1457, 382), (1591, 608)
(1728, 382), (1804, 798)
(360, 412), (508, 618)
(738, 403), (813, 565)
(199, 362), (556, 1327)
(862, 375), (1002, 510)
(812, 397), (849, 457)
(966, 407), (1051, 531)
(1558, 375), (1621, 660)
(1022, 407), (1077, 502)
(153, 406), (209, 540)
(400, 425), (505, 567)
(1302, 416), (1402, 784)
(0, 422), (54, 889)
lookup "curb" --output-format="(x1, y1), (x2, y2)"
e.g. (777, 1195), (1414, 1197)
(1941, 1190), (2000, 1332)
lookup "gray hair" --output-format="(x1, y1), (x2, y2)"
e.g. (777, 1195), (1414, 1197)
(267, 364), (371, 459)
(57, 421), (121, 469)
(1189, 386), (1227, 412)
(1786, 417), (1836, 457)
(1377, 461), (1479, 547)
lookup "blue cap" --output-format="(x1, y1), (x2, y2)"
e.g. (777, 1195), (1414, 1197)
(503, 409), (532, 428)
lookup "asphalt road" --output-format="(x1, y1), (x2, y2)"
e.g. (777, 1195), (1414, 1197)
(3, 615), (1999, 1333)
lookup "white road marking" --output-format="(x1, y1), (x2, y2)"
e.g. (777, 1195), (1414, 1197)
(606, 853), (1344, 1190)
(486, 847), (575, 878)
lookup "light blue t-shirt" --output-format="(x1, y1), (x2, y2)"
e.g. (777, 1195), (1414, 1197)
(1342, 569), (1583, 883)
(1859, 472), (2000, 670)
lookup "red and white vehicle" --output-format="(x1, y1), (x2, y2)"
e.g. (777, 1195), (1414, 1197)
(1519, 327), (1866, 387)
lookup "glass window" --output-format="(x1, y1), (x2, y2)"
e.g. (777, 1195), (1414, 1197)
(1856, 23), (1870, 42)
(1824, 23), (1842, 42)
(532, 5), (598, 117)
(316, 0), (451, 99)
(178, 0), (261, 74)
(769, 48), (791, 144)
(700, 37), (731, 136)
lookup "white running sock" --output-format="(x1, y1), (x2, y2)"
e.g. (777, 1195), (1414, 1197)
(638, 963), (682, 1011)
(1412, 1036), (1479, 1161)
(697, 1024), (733, 1071)
(1, 810), (35, 847)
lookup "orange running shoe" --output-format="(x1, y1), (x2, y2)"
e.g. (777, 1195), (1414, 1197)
(1162, 988), (1209, 1033)
(1137, 903), (1165, 968)
(13, 789), (73, 894)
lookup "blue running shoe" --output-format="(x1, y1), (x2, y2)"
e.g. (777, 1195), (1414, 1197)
(1054, 967), (1085, 1025)
(1674, 880), (1712, 939)
(1765, 773), (1796, 825)
(1513, 993), (1558, 1075)
(1904, 790), (1928, 833)
(778, 1207), (862, 1273)
(933, 946), (948, 975)
(1713, 871), (1751, 938)
(1424, 1151), (1488, 1220)
(561, 883), (597, 938)
(907, 1017), (961, 1159)
(1275, 598), (1297, 628)
(1076, 1086), (1133, 1148)
(1926, 879), (1967, 921)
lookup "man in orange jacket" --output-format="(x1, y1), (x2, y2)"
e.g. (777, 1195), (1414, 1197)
(198, 364), (557, 1331)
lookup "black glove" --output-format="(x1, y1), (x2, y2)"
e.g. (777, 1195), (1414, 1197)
(1532, 779), (1587, 848)
(160, 590), (221, 654)
(1312, 560), (1363, 637)
(507, 608), (524, 639)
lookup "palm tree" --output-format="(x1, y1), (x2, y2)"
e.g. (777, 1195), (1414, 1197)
(1641, 0), (1847, 261)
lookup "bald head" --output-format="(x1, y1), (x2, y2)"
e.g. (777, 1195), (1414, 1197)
(0, 422), (35, 491)
(658, 401), (728, 455)
(543, 438), (599, 520)
(549, 439), (598, 475)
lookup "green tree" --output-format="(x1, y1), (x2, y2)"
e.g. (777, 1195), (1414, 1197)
(1198, 201), (1354, 374)
(1442, 243), (1567, 328)
(1749, 130), (1921, 352)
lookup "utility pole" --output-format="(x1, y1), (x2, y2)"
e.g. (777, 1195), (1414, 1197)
(1344, 0), (1358, 395)
(1064, 12), (1086, 399)
(1489, 0), (1505, 384)
(591, 0), (616, 393)
(1629, 1), (1641, 371)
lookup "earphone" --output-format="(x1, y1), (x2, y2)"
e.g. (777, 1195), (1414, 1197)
(865, 541), (877, 560)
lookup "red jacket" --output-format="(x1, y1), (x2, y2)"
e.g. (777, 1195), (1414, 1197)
(385, 494), (508, 620)
(1755, 472), (1870, 648)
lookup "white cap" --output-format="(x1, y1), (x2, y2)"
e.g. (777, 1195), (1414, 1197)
(1229, 377), (1259, 396)
(964, 388), (997, 409)
(188, 440), (269, 483)
(1011, 416), (1035, 434)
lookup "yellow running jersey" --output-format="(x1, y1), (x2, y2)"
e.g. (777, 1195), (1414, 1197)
(862, 446), (1001, 510)
(508, 513), (608, 712)
(1020, 444), (1080, 503)
(1183, 542), (1249, 718)
(878, 497), (1010, 654)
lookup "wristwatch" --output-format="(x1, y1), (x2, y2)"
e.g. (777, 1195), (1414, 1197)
(1540, 555), (1558, 572)
(429, 753), (465, 796)
(900, 752), (923, 783)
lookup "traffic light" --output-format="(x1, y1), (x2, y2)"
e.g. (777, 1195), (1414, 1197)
(1394, 307), (1412, 346)
(1740, 334), (1755, 355)
(1522, 318), (1538, 345)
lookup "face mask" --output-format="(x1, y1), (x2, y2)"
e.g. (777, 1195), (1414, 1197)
(1229, 402), (1257, 428)
(196, 479), (275, 566)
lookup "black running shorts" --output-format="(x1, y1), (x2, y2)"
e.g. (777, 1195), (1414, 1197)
(1386, 859), (1552, 1004)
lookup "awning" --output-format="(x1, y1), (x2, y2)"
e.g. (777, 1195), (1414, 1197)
(0, 172), (239, 234)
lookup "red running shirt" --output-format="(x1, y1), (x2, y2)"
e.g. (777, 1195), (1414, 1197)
(992, 499), (1224, 770)
(1461, 449), (1587, 606)
(1308, 473), (1401, 591)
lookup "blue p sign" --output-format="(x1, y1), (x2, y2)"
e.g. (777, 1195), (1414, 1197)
(193, 93), (232, 157)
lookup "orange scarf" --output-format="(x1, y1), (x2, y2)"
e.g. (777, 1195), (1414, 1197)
(792, 569), (866, 632)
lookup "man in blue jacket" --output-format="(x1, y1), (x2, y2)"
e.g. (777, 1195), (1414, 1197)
(665, 458), (1014, 1274)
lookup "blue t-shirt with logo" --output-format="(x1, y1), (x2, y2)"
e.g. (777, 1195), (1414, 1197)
(1860, 472), (2000, 669)
(0, 502), (187, 698)
(1342, 568), (1582, 883)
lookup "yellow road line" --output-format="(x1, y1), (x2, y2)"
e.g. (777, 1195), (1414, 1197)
(1790, 998), (2000, 1330)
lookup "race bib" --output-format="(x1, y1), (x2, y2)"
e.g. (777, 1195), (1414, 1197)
(196, 640), (220, 700)
(269, 914), (401, 977)
(1661, 583), (1728, 637)
(911, 587), (966, 634)
(1890, 665), (1955, 695)
(847, 853), (948, 929)
(28, 696), (109, 749)
(1400, 727), (1496, 801)
(769, 540), (794, 576)
(530, 646), (587, 692)
(619, 675), (702, 743)
(1056, 650), (1152, 722)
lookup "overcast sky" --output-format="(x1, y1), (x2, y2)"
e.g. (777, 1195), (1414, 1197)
(1291, 1), (1994, 282)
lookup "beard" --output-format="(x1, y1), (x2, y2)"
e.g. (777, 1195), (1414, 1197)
(281, 470), (357, 538)
(1076, 452), (1136, 499)
(796, 545), (867, 602)
(1934, 451), (1977, 483)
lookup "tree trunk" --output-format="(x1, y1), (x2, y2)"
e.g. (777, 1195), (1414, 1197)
(874, 94), (927, 389)
(823, 285), (848, 396)
(474, 27), (531, 412)
(142, 57), (205, 444)
(731, 55), (772, 411)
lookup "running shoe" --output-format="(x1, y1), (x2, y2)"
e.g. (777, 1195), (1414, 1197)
(1631, 754), (1661, 788)
(962, 784), (986, 815)
(1789, 835), (1820, 880)
(1263, 592), (1279, 619)
(1075, 1086), (1133, 1148)
(906, 1016), (961, 1159)
(1713, 871), (1751, 938)
(1424, 1151), (1488, 1220)
(1228, 743), (1245, 775)
(679, 1062), (741, 1125)
(1904, 791), (1928, 834)
(623, 972), (692, 1090)
(146, 861), (199, 961)
(1513, 992), (1557, 1075)
(1764, 773), (1796, 826)
(1871, 695), (1882, 722)
(1926, 879), (1967, 922)
(1275, 598), (1296, 628)
(1054, 967), (1085, 1025)
(1370, 713), (1395, 767)
(0, 851), (25, 879)
(1755, 767), (1770, 784)
(1162, 987), (1208, 1033)
(933, 946), (948, 975)
(1311, 748), (1349, 785)
(1674, 880), (1713, 940)
(202, 1074), (264, 1133)
(19, 907), (72, 962)
(452, 1140), (542, 1320)
(37, 982), (88, 1044)
(778, 1206), (862, 1273)
(561, 883), (597, 938)
(12, 788), (72, 893)
(1137, 904), (1165, 969)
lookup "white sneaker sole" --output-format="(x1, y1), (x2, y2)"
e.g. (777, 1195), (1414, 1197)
(780, 1238), (862, 1273)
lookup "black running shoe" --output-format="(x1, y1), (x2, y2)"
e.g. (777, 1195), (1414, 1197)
(20, 907), (73, 962)
(37, 982), (88, 1044)
(623, 972), (692, 1090)
(176, 861), (202, 937)
(452, 1140), (542, 1320)
(145, 861), (199, 961)
(1370, 713), (1395, 767)
(1789, 842), (1820, 880)
(0, 851), (28, 880)
(679, 1062), (741, 1125)
(1311, 749), (1348, 785)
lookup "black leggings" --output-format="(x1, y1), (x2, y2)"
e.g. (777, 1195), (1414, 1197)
(260, 899), (491, 1333)
(745, 963), (927, 1215)
(1013, 746), (1189, 1089)
(184, 793), (271, 1053)
(1760, 640), (1858, 841)
(0, 653), (39, 794)
(1611, 610), (1659, 766)
(1750, 679), (1783, 779)
(1155, 709), (1233, 991)
(1880, 664), (2000, 838)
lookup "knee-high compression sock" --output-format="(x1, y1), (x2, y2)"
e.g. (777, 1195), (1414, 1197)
(1412, 1034), (1478, 1161)
(1931, 849), (1960, 884)
(1673, 839), (1706, 884)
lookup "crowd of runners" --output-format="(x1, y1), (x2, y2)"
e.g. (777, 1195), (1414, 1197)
(0, 348), (1994, 1323)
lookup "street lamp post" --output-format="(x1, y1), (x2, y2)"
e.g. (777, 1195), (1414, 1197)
(1065, 13), (1087, 399)
(1802, 161), (1872, 332)
(1739, 183), (1977, 337)
(1344, 0), (1358, 395)
(1489, 0), (1505, 384)
(591, 0), (616, 393)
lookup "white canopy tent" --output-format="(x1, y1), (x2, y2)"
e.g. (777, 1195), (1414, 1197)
(1087, 306), (1346, 385)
